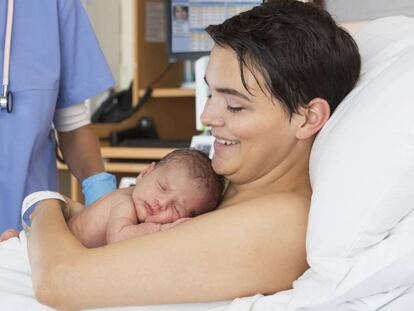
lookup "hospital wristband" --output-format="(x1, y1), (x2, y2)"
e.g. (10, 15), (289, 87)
(22, 191), (66, 228)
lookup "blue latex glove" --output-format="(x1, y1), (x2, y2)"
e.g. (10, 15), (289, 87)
(82, 172), (117, 205)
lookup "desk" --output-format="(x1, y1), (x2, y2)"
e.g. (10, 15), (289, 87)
(57, 146), (176, 201)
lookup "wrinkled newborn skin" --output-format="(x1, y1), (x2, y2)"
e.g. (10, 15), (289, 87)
(68, 162), (210, 247)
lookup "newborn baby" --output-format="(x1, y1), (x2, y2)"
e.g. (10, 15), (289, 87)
(68, 149), (224, 247)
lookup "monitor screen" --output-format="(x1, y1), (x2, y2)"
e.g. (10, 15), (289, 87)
(167, 0), (262, 62)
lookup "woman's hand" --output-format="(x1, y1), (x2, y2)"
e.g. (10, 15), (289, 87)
(0, 229), (19, 241)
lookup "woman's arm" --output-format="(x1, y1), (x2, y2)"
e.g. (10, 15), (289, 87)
(27, 194), (309, 310)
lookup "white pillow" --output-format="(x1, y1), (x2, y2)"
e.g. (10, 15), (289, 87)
(289, 16), (414, 308)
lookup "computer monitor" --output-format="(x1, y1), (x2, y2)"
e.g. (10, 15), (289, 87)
(166, 0), (262, 62)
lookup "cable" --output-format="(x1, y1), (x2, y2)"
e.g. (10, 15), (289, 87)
(52, 128), (66, 164)
(131, 63), (175, 114)
(148, 63), (174, 88)
(54, 63), (176, 162)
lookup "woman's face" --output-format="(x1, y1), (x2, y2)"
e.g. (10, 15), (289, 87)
(201, 46), (301, 185)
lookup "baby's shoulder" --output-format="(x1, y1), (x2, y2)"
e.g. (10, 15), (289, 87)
(115, 187), (134, 196)
(107, 188), (134, 205)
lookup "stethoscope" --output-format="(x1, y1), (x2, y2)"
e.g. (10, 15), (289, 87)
(0, 0), (14, 113)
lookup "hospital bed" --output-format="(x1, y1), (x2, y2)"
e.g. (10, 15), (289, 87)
(1, 15), (414, 311)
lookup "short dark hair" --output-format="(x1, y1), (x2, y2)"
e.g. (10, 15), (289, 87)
(206, 0), (361, 116)
(158, 149), (224, 214)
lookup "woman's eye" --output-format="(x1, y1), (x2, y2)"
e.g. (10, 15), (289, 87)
(227, 106), (243, 113)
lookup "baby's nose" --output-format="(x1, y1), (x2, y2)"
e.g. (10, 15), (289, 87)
(154, 198), (171, 212)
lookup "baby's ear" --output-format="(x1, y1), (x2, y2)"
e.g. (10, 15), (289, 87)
(136, 162), (157, 184)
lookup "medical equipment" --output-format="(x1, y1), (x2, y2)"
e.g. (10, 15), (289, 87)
(0, 0), (14, 113)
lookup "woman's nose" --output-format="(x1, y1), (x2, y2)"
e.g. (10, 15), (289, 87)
(200, 101), (225, 128)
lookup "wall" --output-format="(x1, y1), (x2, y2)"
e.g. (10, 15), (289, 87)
(326, 0), (414, 22)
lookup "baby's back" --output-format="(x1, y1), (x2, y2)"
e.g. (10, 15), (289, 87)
(69, 188), (136, 247)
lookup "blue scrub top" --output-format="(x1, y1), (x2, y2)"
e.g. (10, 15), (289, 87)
(0, 0), (114, 231)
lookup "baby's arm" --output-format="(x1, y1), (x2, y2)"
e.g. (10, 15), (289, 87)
(105, 199), (163, 244)
(106, 220), (161, 244)
(106, 217), (192, 244)
(68, 191), (129, 248)
(67, 198), (107, 248)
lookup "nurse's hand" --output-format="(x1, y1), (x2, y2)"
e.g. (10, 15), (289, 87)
(0, 229), (19, 241)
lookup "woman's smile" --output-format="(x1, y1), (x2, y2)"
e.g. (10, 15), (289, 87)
(213, 136), (240, 156)
(214, 137), (239, 146)
(214, 134), (239, 146)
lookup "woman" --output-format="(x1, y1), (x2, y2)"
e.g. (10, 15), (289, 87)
(22, 1), (361, 309)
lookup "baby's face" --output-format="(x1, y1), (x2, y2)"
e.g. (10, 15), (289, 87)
(132, 162), (209, 224)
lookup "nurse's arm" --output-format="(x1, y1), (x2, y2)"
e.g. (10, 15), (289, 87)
(58, 124), (105, 181)
(27, 194), (309, 310)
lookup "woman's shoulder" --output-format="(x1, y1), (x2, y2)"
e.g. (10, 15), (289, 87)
(188, 191), (310, 293)
(218, 191), (310, 219)
(261, 191), (310, 214)
(253, 191), (310, 205)
(207, 191), (310, 243)
(200, 191), (310, 244)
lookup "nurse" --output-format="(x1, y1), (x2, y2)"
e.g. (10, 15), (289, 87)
(0, 0), (116, 232)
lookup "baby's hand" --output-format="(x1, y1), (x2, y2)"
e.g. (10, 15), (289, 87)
(160, 217), (192, 231)
(62, 197), (85, 222)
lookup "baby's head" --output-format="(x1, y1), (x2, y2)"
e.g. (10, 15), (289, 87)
(132, 149), (224, 224)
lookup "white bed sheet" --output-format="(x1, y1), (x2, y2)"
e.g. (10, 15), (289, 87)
(1, 232), (413, 311)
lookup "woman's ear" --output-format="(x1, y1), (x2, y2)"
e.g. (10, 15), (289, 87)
(295, 98), (331, 140)
(136, 162), (157, 184)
